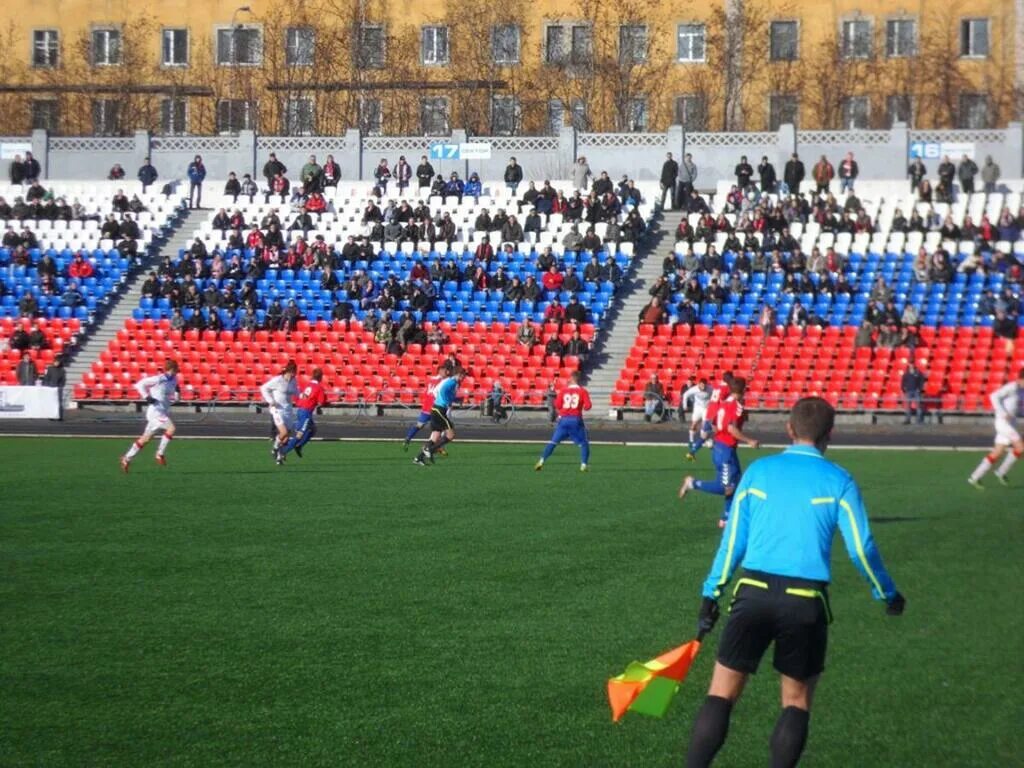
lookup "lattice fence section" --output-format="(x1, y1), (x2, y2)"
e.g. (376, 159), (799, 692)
(255, 136), (347, 153)
(49, 136), (136, 152)
(910, 130), (1007, 144)
(578, 132), (667, 148)
(150, 136), (241, 152)
(474, 136), (560, 152)
(798, 130), (890, 145)
(685, 132), (778, 147)
(363, 136), (436, 153)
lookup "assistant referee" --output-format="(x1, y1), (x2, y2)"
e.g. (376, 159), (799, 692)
(685, 396), (905, 768)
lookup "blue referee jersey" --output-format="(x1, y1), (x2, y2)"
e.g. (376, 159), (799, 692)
(702, 445), (898, 602)
(432, 377), (459, 409)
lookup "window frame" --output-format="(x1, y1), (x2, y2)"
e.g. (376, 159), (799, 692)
(161, 28), (190, 67)
(676, 22), (706, 63)
(543, 24), (566, 64)
(957, 93), (990, 128)
(285, 26), (315, 67)
(885, 94), (913, 128)
(359, 97), (383, 136)
(570, 99), (588, 131)
(619, 24), (648, 64)
(215, 24), (263, 67)
(31, 99), (60, 133)
(569, 24), (592, 67)
(840, 18), (873, 60)
(625, 97), (648, 132)
(885, 18), (917, 58)
(421, 25), (450, 66)
(959, 18), (990, 58)
(490, 94), (520, 136)
(216, 99), (259, 134)
(491, 24), (520, 65)
(420, 97), (450, 135)
(769, 19), (799, 62)
(674, 94), (707, 132)
(356, 24), (386, 70)
(31, 29), (60, 69)
(282, 96), (315, 135)
(91, 98), (122, 136)
(91, 27), (122, 67)
(547, 99), (565, 136)
(160, 97), (189, 135)
(768, 93), (799, 131)
(840, 95), (870, 129)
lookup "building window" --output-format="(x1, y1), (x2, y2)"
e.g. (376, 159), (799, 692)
(421, 26), (449, 66)
(619, 24), (647, 64)
(421, 97), (449, 135)
(885, 94), (912, 127)
(491, 95), (519, 135)
(840, 19), (872, 59)
(958, 94), (989, 128)
(960, 19), (989, 57)
(544, 26), (566, 64)
(357, 25), (385, 69)
(769, 21), (798, 61)
(286, 27), (315, 66)
(216, 26), (262, 66)
(282, 97), (315, 135)
(841, 96), (870, 129)
(547, 100), (564, 135)
(91, 28), (122, 66)
(885, 19), (916, 57)
(769, 94), (798, 130)
(32, 30), (59, 68)
(91, 99), (121, 136)
(545, 24), (591, 66)
(676, 24), (706, 62)
(359, 98), (382, 135)
(160, 98), (188, 135)
(570, 25), (592, 66)
(491, 24), (520, 65)
(570, 99), (588, 131)
(216, 99), (258, 133)
(674, 95), (707, 132)
(625, 98), (647, 132)
(162, 29), (189, 66)
(31, 100), (60, 133)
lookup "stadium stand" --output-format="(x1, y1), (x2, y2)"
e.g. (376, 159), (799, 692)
(0, 182), (184, 384)
(75, 175), (657, 404)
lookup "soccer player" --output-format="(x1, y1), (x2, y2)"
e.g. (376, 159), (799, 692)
(121, 360), (179, 472)
(403, 362), (448, 451)
(682, 378), (712, 456)
(260, 361), (298, 461)
(683, 396), (905, 768)
(413, 365), (466, 466)
(535, 371), (592, 472)
(968, 367), (1024, 488)
(687, 371), (734, 460)
(277, 367), (327, 463)
(679, 377), (759, 528)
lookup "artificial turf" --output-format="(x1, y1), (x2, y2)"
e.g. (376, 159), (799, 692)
(0, 437), (1021, 767)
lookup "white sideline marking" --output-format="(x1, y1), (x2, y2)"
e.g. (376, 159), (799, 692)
(0, 433), (986, 451)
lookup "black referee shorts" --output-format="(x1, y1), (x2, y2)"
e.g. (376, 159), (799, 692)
(429, 407), (453, 432)
(717, 570), (832, 681)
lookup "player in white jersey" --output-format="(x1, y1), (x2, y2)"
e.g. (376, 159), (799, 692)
(968, 368), (1024, 488)
(121, 360), (179, 472)
(681, 378), (712, 453)
(260, 361), (299, 454)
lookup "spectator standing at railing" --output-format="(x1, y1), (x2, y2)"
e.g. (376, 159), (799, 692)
(504, 157), (523, 194)
(323, 154), (341, 188)
(262, 152), (287, 187)
(573, 156), (593, 191)
(901, 362), (926, 425)
(757, 156), (777, 194)
(937, 155), (956, 194)
(23, 152), (41, 183)
(16, 352), (38, 385)
(416, 156), (435, 190)
(137, 157), (158, 193)
(186, 155), (206, 209)
(838, 151), (858, 193)
(660, 152), (679, 210)
(981, 156), (1000, 193)
(734, 155), (754, 190)
(782, 153), (804, 195)
(957, 155), (979, 195)
(8, 154), (26, 185)
(812, 155), (833, 194)
(300, 155), (324, 194)
(677, 153), (698, 201)
(907, 157), (927, 193)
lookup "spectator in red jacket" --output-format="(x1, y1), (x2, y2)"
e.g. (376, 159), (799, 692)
(542, 264), (564, 292)
(304, 191), (327, 217)
(246, 227), (264, 250)
(544, 298), (566, 325)
(67, 253), (94, 279)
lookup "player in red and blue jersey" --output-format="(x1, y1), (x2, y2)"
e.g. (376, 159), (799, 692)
(276, 367), (327, 463)
(679, 377), (760, 527)
(535, 372), (592, 472)
(403, 362), (449, 451)
(687, 371), (734, 460)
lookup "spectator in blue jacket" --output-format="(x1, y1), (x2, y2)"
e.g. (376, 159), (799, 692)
(187, 155), (206, 209)
(443, 173), (464, 204)
(137, 158), (158, 193)
(463, 173), (482, 201)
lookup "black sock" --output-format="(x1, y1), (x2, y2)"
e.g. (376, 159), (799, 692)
(770, 706), (810, 768)
(685, 695), (733, 768)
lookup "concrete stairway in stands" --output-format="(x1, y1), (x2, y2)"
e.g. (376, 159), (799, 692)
(64, 209), (201, 401)
(585, 207), (684, 408)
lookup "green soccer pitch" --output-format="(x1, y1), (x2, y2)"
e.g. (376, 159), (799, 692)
(1, 438), (1021, 767)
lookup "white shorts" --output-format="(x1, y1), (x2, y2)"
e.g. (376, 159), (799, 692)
(271, 407), (295, 431)
(691, 405), (708, 423)
(144, 406), (174, 436)
(995, 419), (1021, 447)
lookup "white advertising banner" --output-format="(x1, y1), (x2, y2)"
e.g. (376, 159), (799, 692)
(0, 386), (61, 419)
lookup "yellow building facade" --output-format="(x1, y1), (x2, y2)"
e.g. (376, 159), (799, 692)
(0, 0), (1019, 136)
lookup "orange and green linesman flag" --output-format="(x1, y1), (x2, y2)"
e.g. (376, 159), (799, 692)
(607, 640), (702, 722)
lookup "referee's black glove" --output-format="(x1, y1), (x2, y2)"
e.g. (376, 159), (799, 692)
(145, 396), (157, 405)
(886, 592), (906, 616)
(697, 598), (720, 639)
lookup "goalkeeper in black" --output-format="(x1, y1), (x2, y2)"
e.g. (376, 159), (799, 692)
(685, 396), (905, 767)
